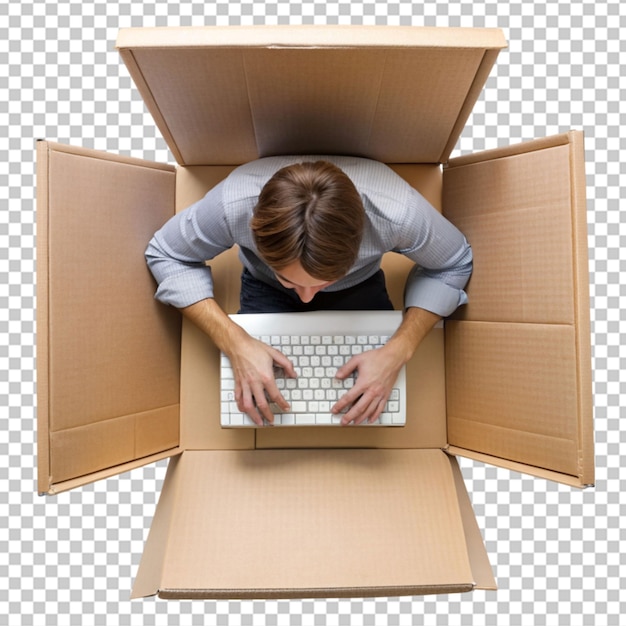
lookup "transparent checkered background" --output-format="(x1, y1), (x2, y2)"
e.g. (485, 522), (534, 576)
(1, 0), (624, 624)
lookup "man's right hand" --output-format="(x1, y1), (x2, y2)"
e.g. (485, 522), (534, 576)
(226, 333), (297, 425)
(180, 298), (297, 425)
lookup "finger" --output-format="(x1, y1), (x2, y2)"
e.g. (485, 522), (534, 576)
(331, 388), (358, 416)
(334, 355), (360, 380)
(237, 385), (264, 426)
(237, 380), (273, 425)
(341, 394), (378, 426)
(363, 394), (391, 425)
(366, 398), (387, 424)
(269, 347), (297, 378)
(264, 380), (290, 412)
(331, 375), (366, 415)
(251, 383), (276, 425)
(263, 361), (291, 411)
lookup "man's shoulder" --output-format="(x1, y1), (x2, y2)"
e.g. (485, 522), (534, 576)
(221, 154), (410, 206)
(220, 156), (305, 205)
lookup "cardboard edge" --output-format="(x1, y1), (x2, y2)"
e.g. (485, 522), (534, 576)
(35, 141), (180, 495)
(40, 140), (176, 172)
(36, 140), (51, 496)
(567, 130), (595, 487)
(445, 133), (573, 170)
(117, 49), (186, 165)
(131, 453), (183, 600)
(40, 447), (183, 496)
(446, 446), (593, 489)
(116, 25), (508, 51)
(156, 583), (476, 601)
(440, 48), (503, 164)
(446, 454), (497, 591)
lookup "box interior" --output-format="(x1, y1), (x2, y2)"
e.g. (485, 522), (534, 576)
(175, 164), (448, 453)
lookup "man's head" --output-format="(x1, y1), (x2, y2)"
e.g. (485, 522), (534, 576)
(251, 161), (365, 288)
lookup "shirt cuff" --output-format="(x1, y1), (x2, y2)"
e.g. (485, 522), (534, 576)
(153, 267), (216, 309)
(404, 272), (468, 318)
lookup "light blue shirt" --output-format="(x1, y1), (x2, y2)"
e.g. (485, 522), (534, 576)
(146, 155), (472, 317)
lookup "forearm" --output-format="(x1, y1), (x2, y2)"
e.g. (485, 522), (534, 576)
(385, 306), (441, 364)
(181, 297), (296, 425)
(180, 297), (247, 356)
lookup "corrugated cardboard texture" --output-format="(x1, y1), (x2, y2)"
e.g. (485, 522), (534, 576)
(448, 453), (497, 590)
(446, 322), (579, 475)
(37, 143), (182, 490)
(445, 144), (574, 324)
(132, 449), (477, 599)
(117, 26), (505, 165)
(442, 133), (593, 484)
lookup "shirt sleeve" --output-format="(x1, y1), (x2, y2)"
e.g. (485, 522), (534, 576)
(397, 187), (473, 317)
(144, 181), (235, 308)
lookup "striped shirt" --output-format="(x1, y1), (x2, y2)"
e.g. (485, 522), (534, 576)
(145, 155), (472, 317)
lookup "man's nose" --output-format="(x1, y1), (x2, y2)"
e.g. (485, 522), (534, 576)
(296, 286), (319, 303)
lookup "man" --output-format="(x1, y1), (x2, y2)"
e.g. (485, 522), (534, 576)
(146, 155), (472, 427)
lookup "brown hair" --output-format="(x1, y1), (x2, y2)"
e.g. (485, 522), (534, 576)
(251, 161), (365, 281)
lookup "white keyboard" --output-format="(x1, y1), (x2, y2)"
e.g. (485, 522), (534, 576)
(221, 314), (406, 428)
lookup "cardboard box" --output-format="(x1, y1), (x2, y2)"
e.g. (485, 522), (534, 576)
(36, 26), (594, 599)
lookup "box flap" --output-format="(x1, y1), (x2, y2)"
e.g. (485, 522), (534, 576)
(442, 132), (594, 487)
(448, 454), (496, 590)
(132, 449), (487, 599)
(36, 142), (182, 494)
(116, 26), (506, 166)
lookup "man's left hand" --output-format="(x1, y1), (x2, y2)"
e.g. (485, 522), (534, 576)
(331, 344), (404, 425)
